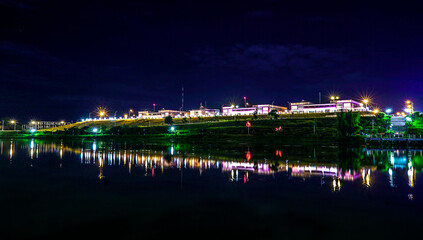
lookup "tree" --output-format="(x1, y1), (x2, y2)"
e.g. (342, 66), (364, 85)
(253, 111), (258, 120)
(336, 112), (362, 137)
(268, 110), (279, 120)
(182, 117), (188, 123)
(164, 116), (173, 125)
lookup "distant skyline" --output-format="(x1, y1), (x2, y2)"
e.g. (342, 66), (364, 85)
(1, 0), (422, 121)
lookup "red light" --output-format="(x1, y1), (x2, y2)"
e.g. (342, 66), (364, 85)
(246, 151), (251, 161)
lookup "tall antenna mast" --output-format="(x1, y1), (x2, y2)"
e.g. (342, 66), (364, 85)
(181, 85), (184, 111)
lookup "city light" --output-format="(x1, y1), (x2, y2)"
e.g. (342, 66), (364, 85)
(92, 128), (98, 133)
(96, 107), (108, 118)
(385, 108), (392, 114)
(406, 117), (412, 122)
(405, 100), (414, 114)
(170, 126), (175, 132)
(30, 128), (36, 133)
(373, 109), (379, 114)
(330, 96), (339, 101)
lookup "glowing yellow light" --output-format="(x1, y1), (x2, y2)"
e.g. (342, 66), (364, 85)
(31, 121), (36, 124)
(406, 100), (411, 104)
(10, 120), (15, 124)
(330, 96), (335, 100)
(363, 99), (369, 104)
(373, 109), (379, 113)
(407, 105), (412, 108)
(231, 105), (235, 108)
(96, 107), (108, 118)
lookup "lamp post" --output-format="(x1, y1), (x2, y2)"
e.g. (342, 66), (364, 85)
(243, 97), (247, 107)
(89, 112), (92, 120)
(363, 99), (369, 110)
(330, 96), (339, 103)
(30, 121), (37, 130)
(10, 120), (17, 131)
(153, 103), (156, 112)
(406, 100), (414, 114)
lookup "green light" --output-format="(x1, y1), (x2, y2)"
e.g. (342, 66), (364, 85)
(170, 126), (175, 131)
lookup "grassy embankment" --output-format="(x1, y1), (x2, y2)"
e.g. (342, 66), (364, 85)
(0, 112), (380, 146)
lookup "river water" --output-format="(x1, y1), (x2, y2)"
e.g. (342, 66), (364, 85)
(0, 139), (421, 239)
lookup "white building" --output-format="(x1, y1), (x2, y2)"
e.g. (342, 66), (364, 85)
(189, 106), (220, 117)
(290, 99), (367, 114)
(158, 109), (189, 118)
(138, 111), (162, 119)
(222, 104), (287, 116)
(255, 104), (287, 114)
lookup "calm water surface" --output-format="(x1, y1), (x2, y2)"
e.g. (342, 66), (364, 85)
(0, 139), (422, 239)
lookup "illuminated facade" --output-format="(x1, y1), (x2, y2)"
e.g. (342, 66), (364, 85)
(290, 99), (366, 113)
(222, 104), (287, 116)
(158, 109), (189, 118)
(138, 111), (162, 119)
(189, 106), (220, 117)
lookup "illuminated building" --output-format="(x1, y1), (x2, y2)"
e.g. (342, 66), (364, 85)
(290, 99), (366, 114)
(22, 120), (71, 130)
(158, 109), (189, 118)
(138, 111), (162, 119)
(222, 104), (287, 116)
(189, 106), (220, 117)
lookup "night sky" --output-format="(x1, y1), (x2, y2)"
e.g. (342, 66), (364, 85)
(1, 0), (423, 121)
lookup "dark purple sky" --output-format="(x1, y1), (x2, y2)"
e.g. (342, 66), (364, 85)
(1, 0), (423, 121)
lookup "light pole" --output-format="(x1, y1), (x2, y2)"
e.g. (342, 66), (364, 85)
(153, 103), (156, 112)
(330, 96), (339, 103)
(243, 96), (247, 107)
(406, 100), (414, 114)
(10, 120), (17, 131)
(31, 121), (37, 130)
(89, 112), (92, 119)
(363, 99), (369, 110)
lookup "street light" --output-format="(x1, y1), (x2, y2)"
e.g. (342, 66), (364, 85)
(363, 99), (369, 109)
(385, 108), (392, 114)
(153, 103), (156, 112)
(405, 100), (414, 114)
(10, 120), (17, 131)
(330, 96), (339, 102)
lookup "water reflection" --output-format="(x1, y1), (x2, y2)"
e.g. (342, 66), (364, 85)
(0, 139), (421, 191)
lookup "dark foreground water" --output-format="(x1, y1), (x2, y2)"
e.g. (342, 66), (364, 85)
(0, 139), (422, 239)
